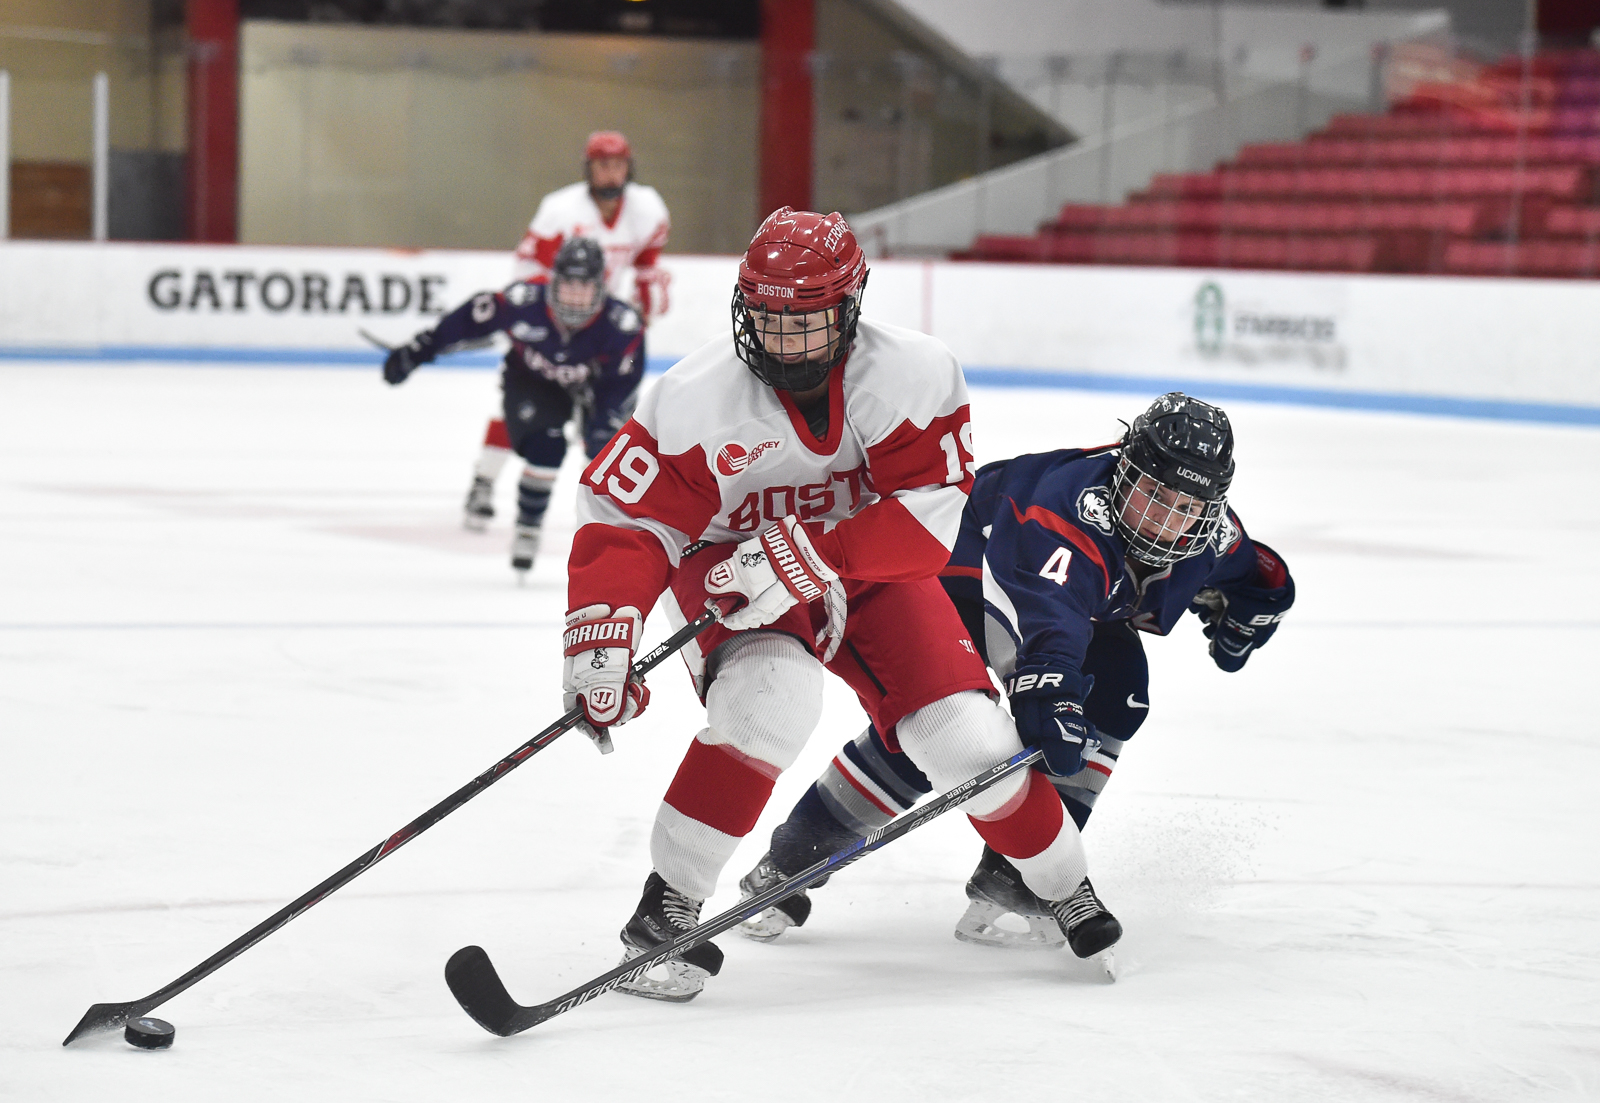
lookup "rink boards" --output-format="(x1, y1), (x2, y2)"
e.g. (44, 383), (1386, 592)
(2, 240), (1600, 422)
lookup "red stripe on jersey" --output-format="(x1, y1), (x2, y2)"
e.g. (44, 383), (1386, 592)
(801, 402), (972, 582)
(1253, 539), (1289, 589)
(514, 231), (563, 269)
(867, 405), (974, 498)
(809, 497), (952, 583)
(634, 245), (663, 269)
(569, 418), (721, 613)
(1008, 499), (1110, 598)
(568, 525), (671, 622)
(966, 770), (1065, 860)
(833, 755), (896, 817)
(775, 362), (845, 455)
(939, 565), (983, 579)
(663, 739), (778, 838)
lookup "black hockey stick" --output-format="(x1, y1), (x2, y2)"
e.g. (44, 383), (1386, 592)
(62, 607), (721, 1046)
(445, 745), (1046, 1036)
(360, 328), (494, 354)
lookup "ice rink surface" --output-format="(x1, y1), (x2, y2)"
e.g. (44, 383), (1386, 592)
(2, 361), (1597, 1103)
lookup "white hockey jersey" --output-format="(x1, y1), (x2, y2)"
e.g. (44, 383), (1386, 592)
(512, 181), (671, 318)
(568, 318), (977, 616)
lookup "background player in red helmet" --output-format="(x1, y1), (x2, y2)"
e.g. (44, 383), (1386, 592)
(559, 207), (1120, 1002)
(461, 131), (671, 540)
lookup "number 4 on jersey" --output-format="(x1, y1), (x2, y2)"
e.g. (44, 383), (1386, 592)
(1039, 547), (1072, 585)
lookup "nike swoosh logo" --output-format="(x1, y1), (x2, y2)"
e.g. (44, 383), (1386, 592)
(1126, 695), (1149, 709)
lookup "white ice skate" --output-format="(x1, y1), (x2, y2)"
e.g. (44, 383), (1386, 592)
(463, 475), (494, 532)
(614, 944), (717, 1003)
(510, 524), (541, 576)
(953, 846), (1066, 950)
(736, 853), (814, 943)
(954, 897), (1069, 951)
(614, 872), (724, 1003)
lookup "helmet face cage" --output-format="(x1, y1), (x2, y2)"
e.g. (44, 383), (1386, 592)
(550, 272), (603, 329)
(1110, 451), (1227, 566)
(730, 286), (863, 392)
(549, 238), (606, 329)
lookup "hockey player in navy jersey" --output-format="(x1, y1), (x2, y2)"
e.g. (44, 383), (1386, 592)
(382, 237), (645, 574)
(737, 392), (1295, 951)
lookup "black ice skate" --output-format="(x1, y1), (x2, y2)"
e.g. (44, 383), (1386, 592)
(1047, 877), (1122, 980)
(953, 846), (1066, 951)
(510, 524), (541, 575)
(463, 475), (495, 531)
(615, 872), (724, 1003)
(736, 852), (816, 942)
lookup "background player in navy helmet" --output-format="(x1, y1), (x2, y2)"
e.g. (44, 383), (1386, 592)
(382, 237), (645, 575)
(737, 392), (1295, 949)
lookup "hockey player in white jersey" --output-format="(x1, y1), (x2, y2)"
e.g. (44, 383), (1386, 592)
(462, 131), (671, 533)
(560, 208), (1120, 1002)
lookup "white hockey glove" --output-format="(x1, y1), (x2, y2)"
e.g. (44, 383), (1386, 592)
(706, 516), (840, 635)
(561, 604), (650, 754)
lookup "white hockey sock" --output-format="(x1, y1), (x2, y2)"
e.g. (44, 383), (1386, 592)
(474, 445), (513, 482)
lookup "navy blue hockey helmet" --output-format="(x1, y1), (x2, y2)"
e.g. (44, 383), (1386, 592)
(549, 237), (606, 330)
(1112, 392), (1234, 566)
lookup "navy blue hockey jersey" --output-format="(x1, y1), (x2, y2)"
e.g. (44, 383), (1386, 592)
(431, 279), (644, 415)
(940, 446), (1286, 681)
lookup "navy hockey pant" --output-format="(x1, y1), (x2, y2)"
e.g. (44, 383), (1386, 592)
(499, 365), (614, 529)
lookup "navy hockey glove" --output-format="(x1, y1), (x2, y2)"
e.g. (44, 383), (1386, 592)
(1006, 668), (1099, 777)
(382, 331), (436, 385)
(1194, 544), (1295, 672)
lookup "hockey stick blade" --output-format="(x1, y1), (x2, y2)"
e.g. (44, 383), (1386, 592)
(62, 608), (721, 1046)
(357, 328), (393, 351)
(62, 1000), (149, 1046)
(445, 746), (1045, 1037)
(445, 947), (524, 1037)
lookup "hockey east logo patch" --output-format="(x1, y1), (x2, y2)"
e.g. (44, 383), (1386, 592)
(1077, 486), (1114, 535)
(715, 438), (783, 477)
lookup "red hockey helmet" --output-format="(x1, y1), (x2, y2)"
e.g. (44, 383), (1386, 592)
(584, 131), (632, 162)
(584, 131), (632, 201)
(732, 207), (869, 392)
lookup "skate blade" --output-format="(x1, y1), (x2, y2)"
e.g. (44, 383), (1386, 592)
(1096, 948), (1118, 982)
(738, 906), (795, 943)
(463, 516), (490, 533)
(953, 899), (1066, 951)
(612, 949), (709, 1003)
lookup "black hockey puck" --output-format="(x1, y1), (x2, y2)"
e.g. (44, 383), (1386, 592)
(124, 1017), (175, 1050)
